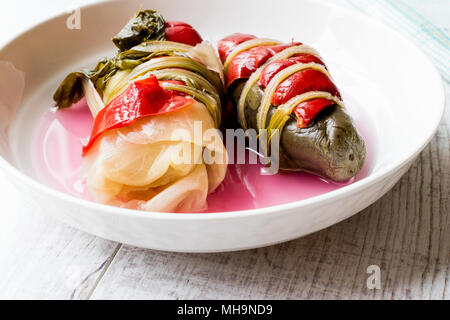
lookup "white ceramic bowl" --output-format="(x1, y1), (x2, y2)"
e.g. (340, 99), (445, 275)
(0, 0), (444, 252)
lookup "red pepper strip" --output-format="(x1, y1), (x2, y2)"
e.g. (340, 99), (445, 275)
(83, 75), (195, 156)
(271, 69), (341, 106)
(294, 98), (336, 128)
(225, 43), (301, 87)
(217, 33), (257, 62)
(165, 21), (203, 46)
(165, 21), (193, 28)
(225, 46), (273, 87)
(258, 55), (326, 88)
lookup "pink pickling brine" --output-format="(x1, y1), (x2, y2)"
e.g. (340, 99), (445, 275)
(33, 99), (372, 213)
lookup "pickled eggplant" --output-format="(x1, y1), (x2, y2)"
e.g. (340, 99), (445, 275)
(232, 82), (366, 181)
(220, 34), (366, 182)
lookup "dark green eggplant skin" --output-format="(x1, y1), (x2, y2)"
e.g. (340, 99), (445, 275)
(231, 82), (366, 182)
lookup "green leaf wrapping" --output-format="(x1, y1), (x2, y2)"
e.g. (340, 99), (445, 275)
(53, 9), (169, 109)
(116, 41), (192, 69)
(53, 9), (223, 128)
(112, 10), (166, 52)
(53, 58), (118, 108)
(53, 72), (86, 109)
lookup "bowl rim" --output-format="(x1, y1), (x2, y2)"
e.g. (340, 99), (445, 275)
(0, 0), (445, 221)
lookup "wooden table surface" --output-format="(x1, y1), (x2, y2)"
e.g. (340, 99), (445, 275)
(0, 0), (448, 300)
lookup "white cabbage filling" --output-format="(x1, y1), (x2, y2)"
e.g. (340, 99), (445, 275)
(84, 101), (228, 212)
(82, 41), (228, 212)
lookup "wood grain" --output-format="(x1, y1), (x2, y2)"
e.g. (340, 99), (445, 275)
(0, 175), (119, 300)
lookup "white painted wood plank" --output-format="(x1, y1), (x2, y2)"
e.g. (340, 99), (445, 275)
(0, 175), (119, 299)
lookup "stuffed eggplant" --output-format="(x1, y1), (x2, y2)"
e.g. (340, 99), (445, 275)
(53, 10), (227, 212)
(218, 34), (366, 182)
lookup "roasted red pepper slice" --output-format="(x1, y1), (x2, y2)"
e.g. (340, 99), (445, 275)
(271, 69), (341, 106)
(225, 43), (300, 87)
(165, 21), (193, 28)
(225, 46), (274, 87)
(83, 75), (195, 156)
(258, 56), (336, 127)
(220, 35), (340, 128)
(294, 98), (336, 128)
(258, 55), (326, 88)
(217, 33), (257, 62)
(165, 21), (203, 46)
